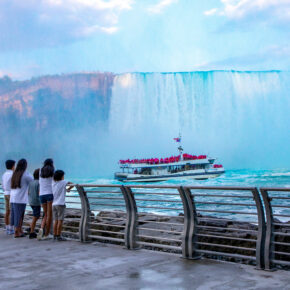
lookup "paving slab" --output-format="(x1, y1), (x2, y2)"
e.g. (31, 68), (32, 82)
(0, 233), (289, 290)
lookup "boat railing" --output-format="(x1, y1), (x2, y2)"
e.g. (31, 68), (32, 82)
(0, 184), (289, 270)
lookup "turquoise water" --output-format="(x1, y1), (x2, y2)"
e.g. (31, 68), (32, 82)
(73, 169), (290, 188)
(70, 169), (290, 222)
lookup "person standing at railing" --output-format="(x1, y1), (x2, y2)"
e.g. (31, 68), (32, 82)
(37, 159), (54, 240)
(1, 160), (16, 235)
(28, 168), (41, 239)
(10, 159), (33, 238)
(52, 170), (73, 241)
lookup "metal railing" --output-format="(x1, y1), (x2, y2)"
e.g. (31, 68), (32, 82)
(260, 187), (290, 270)
(76, 184), (127, 244)
(126, 185), (184, 253)
(185, 186), (265, 269)
(0, 183), (289, 270)
(74, 185), (265, 266)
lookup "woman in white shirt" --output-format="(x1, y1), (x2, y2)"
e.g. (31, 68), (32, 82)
(10, 159), (33, 238)
(38, 158), (54, 240)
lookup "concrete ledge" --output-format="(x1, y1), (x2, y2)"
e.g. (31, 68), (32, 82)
(0, 233), (289, 289)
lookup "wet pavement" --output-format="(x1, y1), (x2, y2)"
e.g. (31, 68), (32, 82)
(0, 234), (289, 290)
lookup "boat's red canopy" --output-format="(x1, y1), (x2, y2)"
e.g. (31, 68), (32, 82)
(213, 164), (223, 168)
(119, 153), (208, 165)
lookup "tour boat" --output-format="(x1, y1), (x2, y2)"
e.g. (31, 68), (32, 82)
(115, 139), (225, 182)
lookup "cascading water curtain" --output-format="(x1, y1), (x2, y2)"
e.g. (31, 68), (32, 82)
(109, 71), (290, 169)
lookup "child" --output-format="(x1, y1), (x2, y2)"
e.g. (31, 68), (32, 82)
(52, 170), (73, 241)
(28, 169), (41, 239)
(38, 158), (54, 240)
(1, 160), (15, 235)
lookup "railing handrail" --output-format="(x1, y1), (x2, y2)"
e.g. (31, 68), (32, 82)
(69, 184), (265, 190)
(1, 183), (290, 191)
(260, 187), (290, 192)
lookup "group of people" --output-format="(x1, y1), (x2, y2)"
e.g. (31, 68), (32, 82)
(1, 158), (73, 240)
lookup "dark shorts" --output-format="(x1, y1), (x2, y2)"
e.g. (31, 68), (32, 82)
(10, 203), (26, 227)
(53, 205), (65, 221)
(31, 205), (41, 218)
(39, 194), (53, 204)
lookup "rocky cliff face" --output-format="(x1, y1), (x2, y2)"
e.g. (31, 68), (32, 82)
(0, 73), (114, 130)
(0, 73), (115, 176)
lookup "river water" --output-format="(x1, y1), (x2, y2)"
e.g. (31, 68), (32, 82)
(75, 169), (290, 188)
(70, 169), (290, 222)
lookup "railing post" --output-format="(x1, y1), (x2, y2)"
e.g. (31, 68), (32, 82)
(260, 189), (275, 270)
(251, 188), (266, 270)
(121, 185), (138, 249)
(76, 185), (91, 242)
(178, 186), (200, 259)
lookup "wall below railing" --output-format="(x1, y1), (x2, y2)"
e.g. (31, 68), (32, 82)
(0, 184), (289, 270)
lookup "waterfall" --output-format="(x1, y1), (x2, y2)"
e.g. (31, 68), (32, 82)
(109, 71), (290, 169)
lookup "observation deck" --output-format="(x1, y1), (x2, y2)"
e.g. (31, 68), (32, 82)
(0, 234), (289, 289)
(0, 184), (290, 289)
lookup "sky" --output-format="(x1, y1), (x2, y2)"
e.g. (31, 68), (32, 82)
(0, 0), (289, 80)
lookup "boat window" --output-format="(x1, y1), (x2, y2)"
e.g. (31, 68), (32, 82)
(140, 168), (152, 175)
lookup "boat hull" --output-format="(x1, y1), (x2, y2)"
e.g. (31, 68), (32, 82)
(115, 170), (225, 183)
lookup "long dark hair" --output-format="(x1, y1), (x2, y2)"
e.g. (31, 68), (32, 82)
(40, 158), (54, 178)
(11, 159), (27, 189)
(33, 168), (40, 180)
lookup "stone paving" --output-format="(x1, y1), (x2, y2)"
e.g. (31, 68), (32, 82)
(0, 233), (289, 290)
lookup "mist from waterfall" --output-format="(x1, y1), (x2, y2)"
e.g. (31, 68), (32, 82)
(109, 71), (290, 170)
(0, 71), (289, 179)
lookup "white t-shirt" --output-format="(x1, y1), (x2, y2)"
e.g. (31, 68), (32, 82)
(10, 171), (33, 204)
(39, 177), (53, 196)
(1, 170), (13, 195)
(52, 180), (68, 206)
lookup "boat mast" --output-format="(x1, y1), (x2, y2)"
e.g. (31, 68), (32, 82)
(176, 133), (183, 160)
